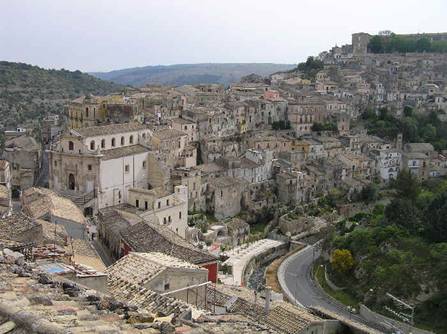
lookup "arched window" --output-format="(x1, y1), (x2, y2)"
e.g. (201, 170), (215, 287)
(129, 135), (134, 144)
(90, 140), (95, 150)
(101, 139), (105, 148)
(121, 136), (125, 145)
(68, 141), (74, 151)
(85, 107), (89, 117)
(111, 138), (116, 147)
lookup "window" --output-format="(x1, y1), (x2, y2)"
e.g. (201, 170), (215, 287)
(166, 199), (169, 206)
(90, 140), (95, 150)
(129, 135), (134, 144)
(68, 141), (74, 151)
(111, 138), (116, 147)
(125, 165), (130, 173)
(101, 139), (105, 148)
(118, 191), (121, 199)
(54, 161), (57, 167)
(179, 212), (182, 219)
(87, 164), (92, 171)
(121, 136), (125, 145)
(85, 107), (89, 117)
(168, 216), (171, 223)
(145, 201), (148, 210)
(184, 125), (187, 130)
(163, 217), (167, 224)
(158, 202), (161, 209)
(136, 199), (139, 208)
(164, 282), (170, 291)
(142, 161), (146, 168)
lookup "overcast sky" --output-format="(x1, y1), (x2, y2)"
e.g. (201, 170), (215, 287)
(1, 0), (446, 72)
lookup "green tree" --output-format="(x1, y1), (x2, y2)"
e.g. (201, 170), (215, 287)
(391, 170), (420, 201)
(415, 37), (432, 52)
(330, 249), (355, 274)
(368, 36), (384, 53)
(420, 124), (437, 142)
(360, 184), (378, 203)
(403, 106), (413, 117)
(385, 199), (421, 234)
(424, 191), (447, 242)
(296, 56), (324, 80)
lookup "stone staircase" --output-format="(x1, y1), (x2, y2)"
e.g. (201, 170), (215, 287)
(57, 189), (95, 207)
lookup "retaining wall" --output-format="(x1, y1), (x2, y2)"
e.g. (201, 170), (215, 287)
(242, 242), (288, 287)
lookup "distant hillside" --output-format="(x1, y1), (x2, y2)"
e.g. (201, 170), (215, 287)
(0, 61), (124, 129)
(91, 63), (295, 87)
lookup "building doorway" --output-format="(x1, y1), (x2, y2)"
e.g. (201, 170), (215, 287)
(68, 173), (76, 190)
(84, 207), (93, 217)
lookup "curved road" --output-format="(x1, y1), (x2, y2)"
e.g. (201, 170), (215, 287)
(280, 242), (389, 332)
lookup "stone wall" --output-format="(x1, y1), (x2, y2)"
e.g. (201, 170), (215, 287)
(242, 242), (288, 287)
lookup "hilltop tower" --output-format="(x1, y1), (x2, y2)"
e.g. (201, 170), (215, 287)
(352, 33), (371, 57)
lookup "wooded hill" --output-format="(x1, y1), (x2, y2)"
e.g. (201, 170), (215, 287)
(0, 61), (123, 130)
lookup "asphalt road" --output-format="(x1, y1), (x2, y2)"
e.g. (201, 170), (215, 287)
(282, 243), (389, 332)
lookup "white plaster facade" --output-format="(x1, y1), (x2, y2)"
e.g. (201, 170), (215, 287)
(130, 185), (189, 238)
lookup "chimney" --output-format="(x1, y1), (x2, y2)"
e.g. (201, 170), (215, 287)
(264, 286), (271, 315)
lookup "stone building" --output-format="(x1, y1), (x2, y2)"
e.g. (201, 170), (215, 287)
(352, 32), (371, 57)
(48, 122), (151, 214)
(107, 252), (208, 306)
(313, 136), (343, 158)
(21, 187), (86, 239)
(369, 149), (402, 182)
(2, 135), (41, 194)
(338, 152), (373, 180)
(219, 149), (273, 184)
(206, 176), (245, 220)
(0, 212), (43, 245)
(68, 95), (139, 129)
(0, 160), (11, 190)
(118, 219), (218, 282)
(172, 117), (199, 143)
(172, 167), (204, 211)
(288, 103), (315, 137)
(402, 143), (434, 180)
(226, 218), (250, 248)
(247, 132), (293, 157)
(41, 114), (64, 145)
(128, 185), (188, 238)
(0, 170), (11, 217)
(151, 128), (188, 156)
(200, 135), (243, 163)
(276, 170), (312, 205)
